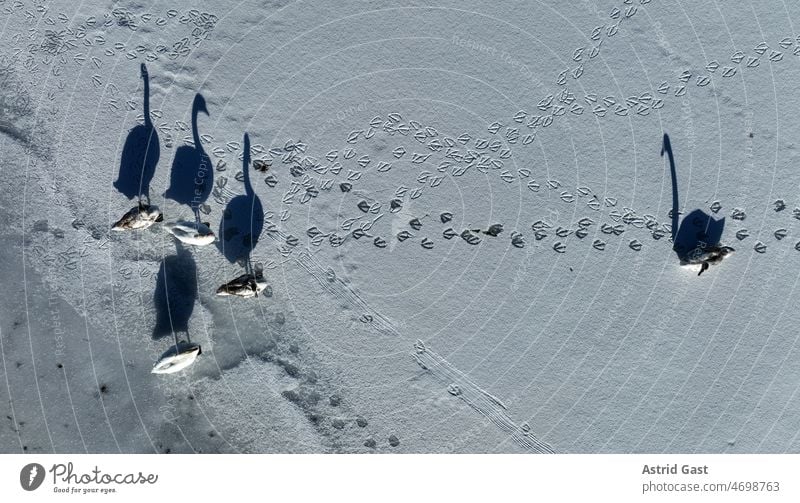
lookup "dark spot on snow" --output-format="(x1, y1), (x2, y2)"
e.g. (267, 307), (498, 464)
(208, 431), (216, 437)
(33, 220), (48, 232)
(305, 391), (321, 406)
(363, 437), (376, 448)
(329, 395), (341, 407)
(99, 384), (108, 394)
(305, 370), (318, 385)
(332, 418), (345, 429)
(282, 389), (301, 404)
(388, 435), (400, 447)
(56, 363), (63, 369)
(277, 358), (299, 378)
(356, 416), (368, 428)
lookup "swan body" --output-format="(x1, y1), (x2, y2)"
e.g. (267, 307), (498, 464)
(216, 272), (268, 298)
(165, 220), (216, 246)
(112, 203), (163, 231)
(680, 244), (734, 276)
(152, 342), (202, 374)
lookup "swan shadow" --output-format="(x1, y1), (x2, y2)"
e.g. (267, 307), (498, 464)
(152, 241), (198, 342)
(114, 63), (159, 203)
(217, 132), (263, 273)
(662, 133), (725, 261)
(164, 93), (212, 221)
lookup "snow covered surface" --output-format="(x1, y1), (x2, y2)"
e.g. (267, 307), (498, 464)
(2, 0), (800, 453)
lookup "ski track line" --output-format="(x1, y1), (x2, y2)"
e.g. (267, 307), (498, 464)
(294, 250), (401, 337)
(412, 340), (555, 454)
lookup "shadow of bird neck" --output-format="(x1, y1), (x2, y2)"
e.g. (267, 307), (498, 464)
(243, 135), (252, 195)
(191, 109), (203, 148)
(663, 135), (679, 242)
(142, 73), (151, 127)
(243, 159), (254, 195)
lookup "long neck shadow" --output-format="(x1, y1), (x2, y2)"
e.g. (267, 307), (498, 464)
(243, 133), (254, 198)
(662, 133), (679, 243)
(152, 241), (197, 342)
(142, 63), (151, 128)
(218, 133), (264, 271)
(114, 63), (160, 203)
(663, 133), (725, 260)
(164, 93), (212, 218)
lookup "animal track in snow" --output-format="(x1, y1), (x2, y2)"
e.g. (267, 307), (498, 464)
(412, 340), (554, 454)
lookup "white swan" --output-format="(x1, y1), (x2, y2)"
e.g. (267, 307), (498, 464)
(111, 203), (163, 231)
(152, 342), (202, 374)
(164, 220), (216, 246)
(680, 244), (734, 276)
(216, 272), (268, 298)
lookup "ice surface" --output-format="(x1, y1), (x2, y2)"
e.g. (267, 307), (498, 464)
(2, 0), (800, 453)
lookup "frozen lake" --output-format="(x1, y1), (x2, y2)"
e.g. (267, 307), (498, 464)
(2, 0), (800, 453)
